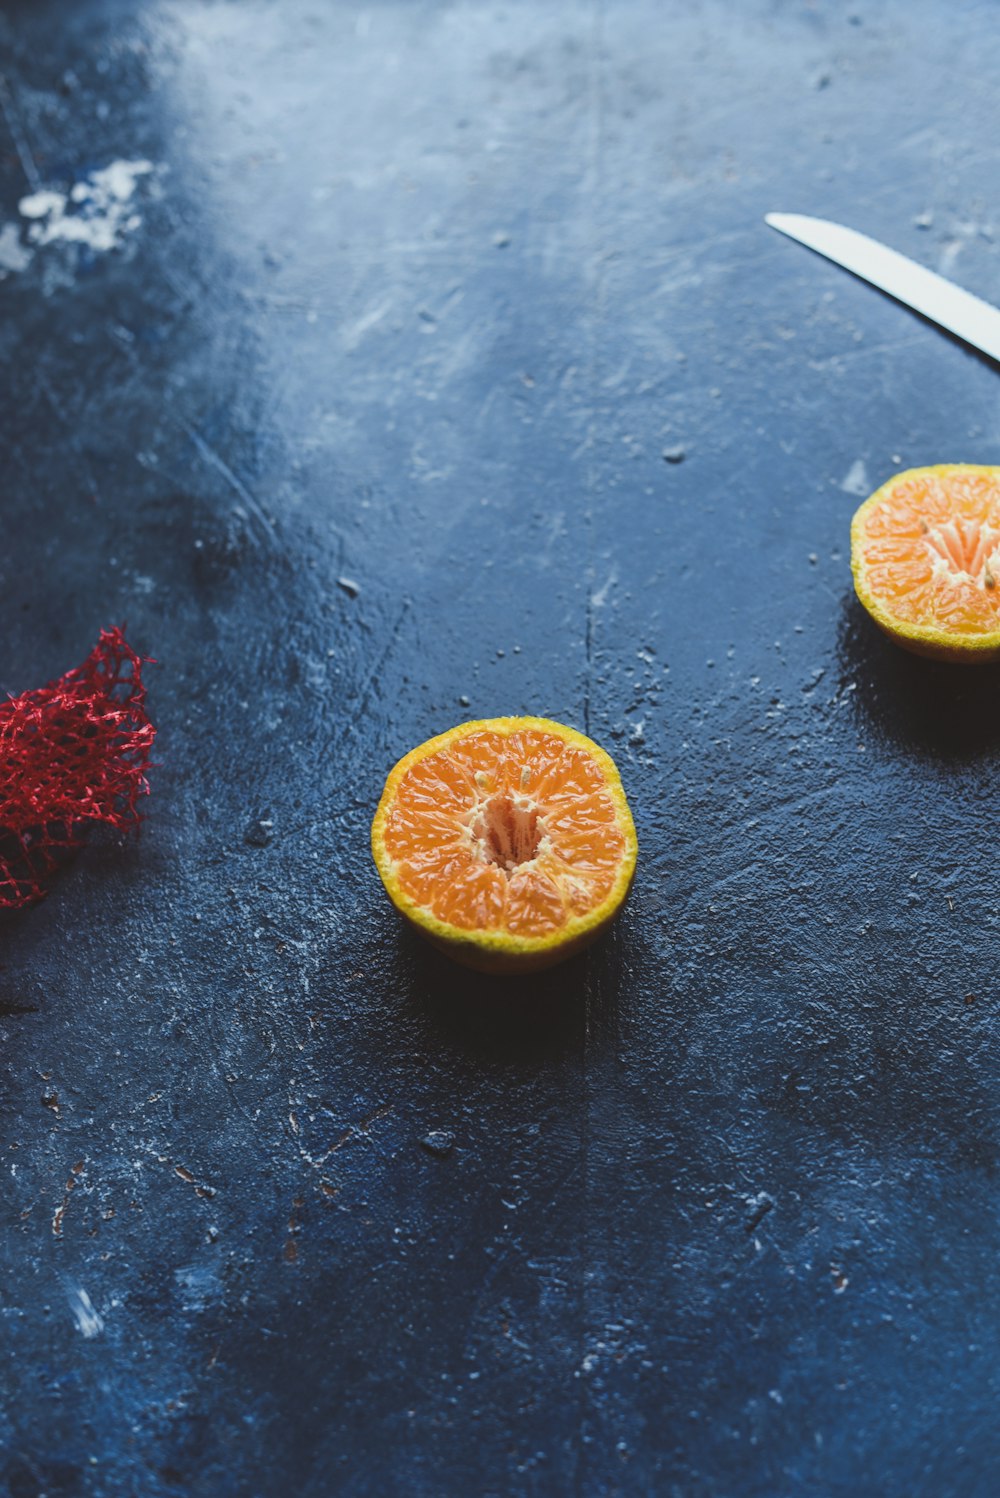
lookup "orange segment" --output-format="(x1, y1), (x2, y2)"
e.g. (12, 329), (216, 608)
(851, 465), (1000, 662)
(371, 717), (638, 973)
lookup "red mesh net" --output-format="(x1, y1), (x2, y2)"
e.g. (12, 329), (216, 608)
(0, 628), (156, 909)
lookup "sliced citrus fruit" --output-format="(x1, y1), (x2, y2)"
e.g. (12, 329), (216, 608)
(851, 464), (1000, 662)
(371, 716), (638, 973)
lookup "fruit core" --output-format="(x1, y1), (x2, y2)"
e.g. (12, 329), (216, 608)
(473, 793), (543, 872)
(924, 517), (1000, 590)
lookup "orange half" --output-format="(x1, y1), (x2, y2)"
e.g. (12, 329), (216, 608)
(851, 464), (1000, 662)
(371, 717), (638, 973)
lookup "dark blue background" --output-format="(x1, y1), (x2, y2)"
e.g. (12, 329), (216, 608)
(2, 2), (999, 1493)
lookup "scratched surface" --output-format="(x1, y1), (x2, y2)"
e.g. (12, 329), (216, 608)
(2, 1), (1000, 1493)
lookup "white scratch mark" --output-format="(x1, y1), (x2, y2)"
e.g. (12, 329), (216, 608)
(182, 422), (277, 548)
(601, 358), (632, 391)
(591, 566), (618, 608)
(66, 1284), (104, 1339)
(0, 75), (41, 190)
(840, 458), (870, 497)
(341, 297), (394, 352)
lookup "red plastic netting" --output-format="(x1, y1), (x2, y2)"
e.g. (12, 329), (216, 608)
(0, 628), (156, 909)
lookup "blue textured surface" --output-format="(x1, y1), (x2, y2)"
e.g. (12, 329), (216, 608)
(2, 2), (1000, 1493)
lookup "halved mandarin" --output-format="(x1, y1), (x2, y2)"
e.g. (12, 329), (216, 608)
(851, 465), (1000, 662)
(371, 717), (638, 973)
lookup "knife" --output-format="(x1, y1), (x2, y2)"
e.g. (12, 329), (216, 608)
(765, 212), (1000, 365)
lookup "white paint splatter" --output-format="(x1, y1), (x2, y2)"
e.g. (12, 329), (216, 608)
(19, 189), (65, 221)
(66, 1284), (104, 1339)
(0, 221), (31, 277)
(840, 458), (870, 497)
(16, 159), (154, 255)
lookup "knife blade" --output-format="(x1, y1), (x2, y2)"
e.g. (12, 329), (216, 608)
(765, 212), (1000, 365)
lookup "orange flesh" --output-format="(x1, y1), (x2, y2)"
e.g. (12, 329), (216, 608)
(857, 469), (1000, 635)
(381, 729), (627, 937)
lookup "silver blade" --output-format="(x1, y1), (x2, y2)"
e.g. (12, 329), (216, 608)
(766, 212), (1000, 364)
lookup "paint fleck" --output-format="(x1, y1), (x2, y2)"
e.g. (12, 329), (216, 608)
(16, 159), (154, 256)
(284, 1194), (305, 1263)
(0, 222), (31, 277)
(66, 1284), (104, 1339)
(840, 458), (870, 497)
(52, 1162), (85, 1236)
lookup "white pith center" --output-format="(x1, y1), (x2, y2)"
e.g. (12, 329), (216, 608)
(470, 791), (547, 873)
(924, 518), (1000, 590)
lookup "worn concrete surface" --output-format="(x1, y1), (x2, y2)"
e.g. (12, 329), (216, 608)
(1, 1), (1000, 1493)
